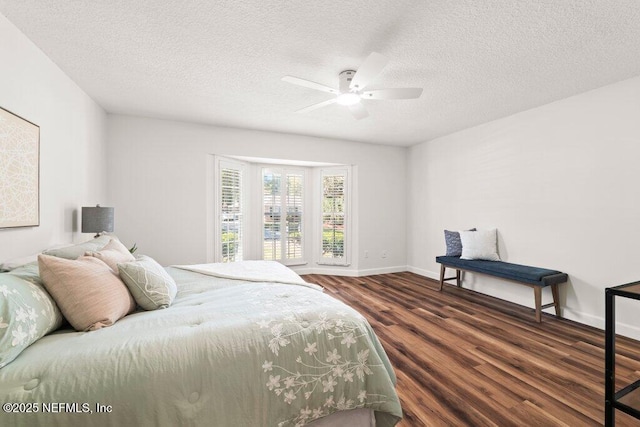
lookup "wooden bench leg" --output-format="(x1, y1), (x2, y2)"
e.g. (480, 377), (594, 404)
(534, 286), (542, 323)
(439, 265), (463, 291)
(551, 283), (561, 318)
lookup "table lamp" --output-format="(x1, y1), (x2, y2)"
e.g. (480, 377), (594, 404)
(81, 204), (114, 238)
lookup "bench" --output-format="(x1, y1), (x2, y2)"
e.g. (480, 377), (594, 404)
(435, 256), (568, 322)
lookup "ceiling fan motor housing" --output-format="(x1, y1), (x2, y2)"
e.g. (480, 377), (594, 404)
(339, 70), (356, 93)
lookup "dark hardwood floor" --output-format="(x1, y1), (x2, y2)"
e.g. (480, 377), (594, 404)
(301, 272), (640, 427)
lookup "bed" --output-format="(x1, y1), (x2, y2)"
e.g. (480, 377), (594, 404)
(0, 248), (402, 427)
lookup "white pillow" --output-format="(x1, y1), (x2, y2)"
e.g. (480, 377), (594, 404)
(460, 229), (500, 261)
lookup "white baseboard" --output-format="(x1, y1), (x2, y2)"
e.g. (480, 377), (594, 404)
(561, 308), (640, 341)
(615, 320), (640, 341)
(559, 307), (603, 330)
(356, 265), (408, 276)
(406, 265), (439, 280)
(292, 265), (407, 277)
(292, 266), (359, 276)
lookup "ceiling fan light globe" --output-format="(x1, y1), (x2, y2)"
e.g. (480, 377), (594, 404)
(336, 92), (361, 106)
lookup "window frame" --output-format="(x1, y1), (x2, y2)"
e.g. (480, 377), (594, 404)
(213, 157), (247, 263)
(209, 156), (352, 269)
(259, 166), (307, 266)
(317, 167), (351, 267)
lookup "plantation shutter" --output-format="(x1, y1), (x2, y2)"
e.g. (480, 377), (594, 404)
(319, 168), (349, 265)
(262, 168), (304, 264)
(285, 173), (303, 260)
(262, 169), (282, 261)
(218, 160), (244, 262)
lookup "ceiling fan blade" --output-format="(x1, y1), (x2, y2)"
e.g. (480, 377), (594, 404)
(361, 87), (423, 100)
(295, 98), (338, 113)
(282, 76), (338, 94)
(348, 103), (369, 120)
(349, 52), (389, 91)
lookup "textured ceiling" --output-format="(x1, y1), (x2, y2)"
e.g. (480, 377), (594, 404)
(1, 0), (640, 146)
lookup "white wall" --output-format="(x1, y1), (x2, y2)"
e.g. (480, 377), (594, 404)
(107, 115), (406, 275)
(0, 13), (107, 262)
(407, 75), (640, 338)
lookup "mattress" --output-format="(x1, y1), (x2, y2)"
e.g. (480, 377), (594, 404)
(0, 265), (402, 426)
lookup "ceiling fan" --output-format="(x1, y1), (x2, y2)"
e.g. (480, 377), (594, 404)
(282, 52), (423, 120)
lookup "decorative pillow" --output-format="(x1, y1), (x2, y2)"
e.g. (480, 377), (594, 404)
(38, 255), (135, 331)
(444, 228), (476, 257)
(0, 268), (63, 368)
(460, 229), (500, 261)
(85, 238), (135, 272)
(42, 234), (118, 260)
(118, 255), (177, 311)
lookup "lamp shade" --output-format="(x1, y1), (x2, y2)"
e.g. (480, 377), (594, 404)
(81, 205), (114, 234)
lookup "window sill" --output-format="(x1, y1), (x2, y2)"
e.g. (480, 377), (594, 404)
(316, 262), (351, 267)
(283, 261), (308, 267)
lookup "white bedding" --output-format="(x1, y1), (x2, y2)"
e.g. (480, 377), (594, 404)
(173, 260), (323, 291)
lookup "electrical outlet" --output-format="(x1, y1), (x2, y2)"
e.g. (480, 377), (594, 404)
(364, 250), (369, 258)
(381, 250), (387, 258)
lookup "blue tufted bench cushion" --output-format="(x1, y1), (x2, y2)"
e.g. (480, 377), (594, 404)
(435, 256), (567, 287)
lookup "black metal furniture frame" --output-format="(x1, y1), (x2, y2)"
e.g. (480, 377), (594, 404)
(605, 281), (640, 426)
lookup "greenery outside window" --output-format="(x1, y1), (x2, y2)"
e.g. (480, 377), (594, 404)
(319, 168), (349, 266)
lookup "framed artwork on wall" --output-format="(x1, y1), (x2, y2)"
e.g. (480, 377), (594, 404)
(0, 106), (40, 229)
